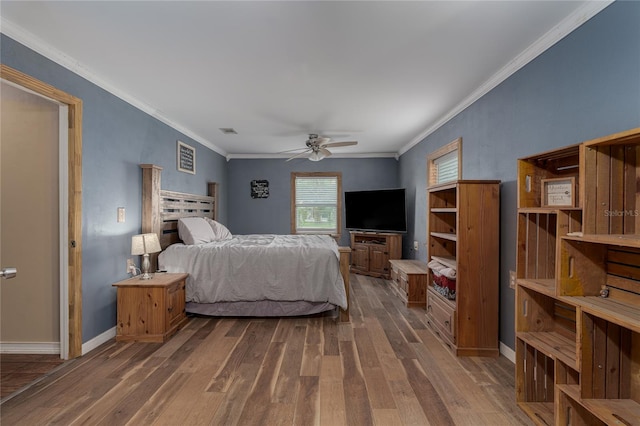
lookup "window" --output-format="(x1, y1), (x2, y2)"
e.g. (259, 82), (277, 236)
(428, 137), (462, 187)
(291, 172), (342, 235)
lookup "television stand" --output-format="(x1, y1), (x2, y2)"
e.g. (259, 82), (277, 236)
(349, 231), (402, 279)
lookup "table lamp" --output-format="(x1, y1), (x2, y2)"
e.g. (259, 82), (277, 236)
(131, 233), (161, 279)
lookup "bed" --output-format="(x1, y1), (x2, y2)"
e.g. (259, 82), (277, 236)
(140, 164), (351, 321)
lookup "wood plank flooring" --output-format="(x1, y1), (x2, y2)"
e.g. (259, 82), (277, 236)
(0, 354), (64, 399)
(1, 274), (532, 425)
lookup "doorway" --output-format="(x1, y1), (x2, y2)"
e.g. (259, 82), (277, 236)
(0, 65), (83, 359)
(1, 82), (61, 354)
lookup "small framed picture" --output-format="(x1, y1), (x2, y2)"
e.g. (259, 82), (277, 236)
(251, 180), (269, 198)
(542, 177), (575, 207)
(177, 141), (195, 174)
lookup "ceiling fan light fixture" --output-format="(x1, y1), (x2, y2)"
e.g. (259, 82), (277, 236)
(309, 151), (325, 161)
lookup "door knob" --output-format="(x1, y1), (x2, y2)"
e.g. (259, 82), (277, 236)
(0, 267), (17, 279)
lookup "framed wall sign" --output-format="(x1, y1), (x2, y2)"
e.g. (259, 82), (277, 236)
(542, 177), (575, 207)
(177, 140), (196, 174)
(251, 180), (269, 198)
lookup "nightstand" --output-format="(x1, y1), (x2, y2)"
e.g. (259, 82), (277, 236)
(112, 272), (189, 342)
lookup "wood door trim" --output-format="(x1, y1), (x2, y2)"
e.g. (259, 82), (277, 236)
(1, 64), (83, 358)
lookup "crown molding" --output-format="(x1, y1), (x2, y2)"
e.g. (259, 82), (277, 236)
(399, 0), (614, 155)
(0, 17), (227, 157)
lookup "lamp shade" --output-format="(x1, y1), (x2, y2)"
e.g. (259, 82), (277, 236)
(131, 233), (161, 255)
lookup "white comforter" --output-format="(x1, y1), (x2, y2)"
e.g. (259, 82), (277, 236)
(158, 234), (347, 309)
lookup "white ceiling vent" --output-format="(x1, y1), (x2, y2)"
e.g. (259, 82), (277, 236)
(219, 128), (237, 135)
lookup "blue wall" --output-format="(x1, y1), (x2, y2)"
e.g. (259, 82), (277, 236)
(2, 0), (638, 352)
(399, 1), (640, 349)
(1, 34), (228, 344)
(227, 158), (399, 247)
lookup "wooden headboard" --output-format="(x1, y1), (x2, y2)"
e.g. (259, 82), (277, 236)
(140, 164), (218, 251)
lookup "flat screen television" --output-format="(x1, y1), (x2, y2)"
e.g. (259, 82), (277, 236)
(345, 188), (407, 233)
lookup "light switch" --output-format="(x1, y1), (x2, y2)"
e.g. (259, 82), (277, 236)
(117, 207), (125, 223)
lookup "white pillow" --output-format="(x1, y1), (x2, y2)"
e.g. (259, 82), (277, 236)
(204, 217), (233, 240)
(177, 217), (215, 245)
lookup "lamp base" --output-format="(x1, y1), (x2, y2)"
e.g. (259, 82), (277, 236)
(139, 254), (153, 280)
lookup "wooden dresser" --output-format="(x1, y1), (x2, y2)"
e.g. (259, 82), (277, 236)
(113, 272), (189, 342)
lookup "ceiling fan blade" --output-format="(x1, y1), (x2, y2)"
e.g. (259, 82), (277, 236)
(286, 149), (311, 162)
(320, 141), (358, 148)
(320, 148), (332, 157)
(278, 147), (308, 154)
(315, 136), (331, 144)
(321, 141), (358, 148)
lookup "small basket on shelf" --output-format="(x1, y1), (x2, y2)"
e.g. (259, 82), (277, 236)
(427, 260), (457, 300)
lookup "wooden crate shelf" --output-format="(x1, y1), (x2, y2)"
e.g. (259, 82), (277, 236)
(564, 233), (640, 248)
(516, 331), (576, 368)
(517, 144), (582, 209)
(517, 211), (558, 286)
(583, 128), (640, 236)
(516, 402), (554, 426)
(557, 384), (640, 426)
(516, 278), (556, 297)
(562, 296), (640, 333)
(515, 338), (555, 424)
(515, 128), (640, 424)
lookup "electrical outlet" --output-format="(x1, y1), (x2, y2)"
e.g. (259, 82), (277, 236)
(127, 258), (135, 274)
(509, 270), (517, 289)
(117, 207), (125, 223)
(413, 241), (419, 251)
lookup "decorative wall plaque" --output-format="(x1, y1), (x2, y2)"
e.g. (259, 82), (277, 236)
(177, 140), (196, 174)
(541, 177), (575, 207)
(251, 180), (269, 198)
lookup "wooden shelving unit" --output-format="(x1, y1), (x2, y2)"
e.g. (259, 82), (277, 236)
(515, 127), (640, 425)
(426, 180), (500, 357)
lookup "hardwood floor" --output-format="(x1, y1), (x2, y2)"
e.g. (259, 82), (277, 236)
(1, 274), (531, 425)
(0, 354), (64, 399)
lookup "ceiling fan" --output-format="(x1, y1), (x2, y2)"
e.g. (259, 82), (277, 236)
(285, 134), (358, 161)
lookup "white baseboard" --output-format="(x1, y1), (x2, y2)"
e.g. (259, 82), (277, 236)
(0, 341), (60, 354)
(500, 341), (515, 363)
(82, 326), (116, 356)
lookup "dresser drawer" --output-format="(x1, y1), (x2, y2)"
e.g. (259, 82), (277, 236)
(426, 288), (456, 345)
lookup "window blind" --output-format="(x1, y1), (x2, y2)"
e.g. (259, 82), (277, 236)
(434, 149), (458, 184)
(295, 177), (337, 205)
(294, 176), (338, 233)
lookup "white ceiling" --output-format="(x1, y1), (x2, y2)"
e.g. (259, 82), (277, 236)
(0, 1), (611, 160)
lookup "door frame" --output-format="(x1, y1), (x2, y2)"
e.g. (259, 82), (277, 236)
(1, 65), (83, 358)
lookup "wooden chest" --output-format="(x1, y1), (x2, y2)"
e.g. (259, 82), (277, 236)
(113, 273), (189, 342)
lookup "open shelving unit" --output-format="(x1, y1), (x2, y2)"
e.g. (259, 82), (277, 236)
(426, 180), (500, 357)
(515, 127), (640, 425)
